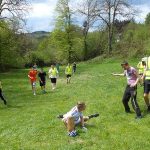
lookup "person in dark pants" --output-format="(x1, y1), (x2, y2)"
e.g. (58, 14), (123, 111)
(73, 62), (76, 73)
(38, 68), (46, 93)
(0, 81), (7, 105)
(112, 61), (142, 119)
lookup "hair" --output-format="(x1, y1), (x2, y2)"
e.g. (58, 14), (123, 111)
(77, 102), (86, 109)
(142, 61), (146, 66)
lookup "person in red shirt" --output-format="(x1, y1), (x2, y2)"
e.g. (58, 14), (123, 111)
(28, 66), (38, 95)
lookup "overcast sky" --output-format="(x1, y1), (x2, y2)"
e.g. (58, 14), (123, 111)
(26, 0), (150, 32)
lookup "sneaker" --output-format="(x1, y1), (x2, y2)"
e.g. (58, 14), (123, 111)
(33, 93), (36, 96)
(88, 113), (99, 119)
(125, 110), (131, 113)
(68, 130), (77, 137)
(57, 114), (64, 119)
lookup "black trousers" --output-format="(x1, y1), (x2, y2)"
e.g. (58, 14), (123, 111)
(122, 85), (141, 116)
(0, 88), (6, 102)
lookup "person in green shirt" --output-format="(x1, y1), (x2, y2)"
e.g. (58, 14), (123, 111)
(65, 63), (73, 84)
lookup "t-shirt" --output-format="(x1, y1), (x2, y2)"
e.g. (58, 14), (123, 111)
(124, 67), (137, 85)
(48, 68), (58, 78)
(65, 66), (72, 75)
(28, 70), (37, 82)
(38, 72), (46, 81)
(63, 106), (83, 121)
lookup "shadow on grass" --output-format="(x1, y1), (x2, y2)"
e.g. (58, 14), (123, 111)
(141, 109), (150, 118)
(6, 104), (24, 109)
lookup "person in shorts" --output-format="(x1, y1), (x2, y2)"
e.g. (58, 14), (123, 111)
(38, 68), (46, 93)
(48, 64), (59, 90)
(141, 63), (150, 112)
(57, 102), (99, 137)
(65, 63), (73, 84)
(28, 66), (38, 95)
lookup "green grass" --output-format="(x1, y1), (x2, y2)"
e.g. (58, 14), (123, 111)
(0, 60), (150, 150)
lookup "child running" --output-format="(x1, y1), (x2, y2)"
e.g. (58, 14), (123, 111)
(28, 66), (38, 95)
(38, 68), (46, 93)
(48, 64), (59, 90)
(65, 63), (73, 84)
(57, 102), (99, 137)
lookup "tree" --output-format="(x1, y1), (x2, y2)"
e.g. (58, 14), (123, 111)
(96, 0), (136, 54)
(79, 0), (135, 54)
(145, 12), (150, 25)
(0, 20), (24, 71)
(0, 0), (29, 21)
(55, 0), (76, 62)
(78, 0), (97, 60)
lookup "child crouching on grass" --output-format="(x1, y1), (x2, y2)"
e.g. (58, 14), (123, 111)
(58, 102), (99, 137)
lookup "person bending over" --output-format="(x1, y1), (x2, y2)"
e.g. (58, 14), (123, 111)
(58, 102), (99, 137)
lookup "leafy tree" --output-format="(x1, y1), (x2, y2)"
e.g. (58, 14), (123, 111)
(55, 0), (77, 62)
(0, 21), (24, 71)
(0, 0), (29, 21)
(145, 12), (150, 25)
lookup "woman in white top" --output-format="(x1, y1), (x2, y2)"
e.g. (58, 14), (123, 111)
(48, 64), (58, 90)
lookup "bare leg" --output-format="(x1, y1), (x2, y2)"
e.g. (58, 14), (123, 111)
(68, 77), (71, 83)
(67, 117), (75, 132)
(144, 93), (150, 106)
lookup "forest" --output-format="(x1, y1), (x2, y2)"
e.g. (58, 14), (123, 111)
(1, 0), (150, 71)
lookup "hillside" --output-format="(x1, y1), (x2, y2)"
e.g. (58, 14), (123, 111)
(27, 31), (50, 39)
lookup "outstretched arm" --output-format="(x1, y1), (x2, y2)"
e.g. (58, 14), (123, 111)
(111, 73), (125, 76)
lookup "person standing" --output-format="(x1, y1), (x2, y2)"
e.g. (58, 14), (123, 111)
(0, 81), (7, 105)
(65, 63), (73, 84)
(38, 68), (46, 93)
(48, 64), (59, 90)
(137, 60), (146, 85)
(73, 62), (76, 73)
(112, 61), (142, 119)
(28, 66), (38, 95)
(137, 60), (146, 76)
(141, 60), (150, 112)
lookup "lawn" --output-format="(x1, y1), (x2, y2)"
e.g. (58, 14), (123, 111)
(0, 60), (150, 150)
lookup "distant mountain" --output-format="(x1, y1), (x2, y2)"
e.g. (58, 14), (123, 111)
(27, 31), (50, 39)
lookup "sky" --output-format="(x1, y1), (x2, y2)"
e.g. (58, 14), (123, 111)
(25, 0), (150, 32)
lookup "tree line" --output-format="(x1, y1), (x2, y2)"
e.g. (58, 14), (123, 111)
(1, 0), (150, 71)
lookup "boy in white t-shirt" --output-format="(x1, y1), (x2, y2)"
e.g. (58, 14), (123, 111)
(58, 102), (99, 137)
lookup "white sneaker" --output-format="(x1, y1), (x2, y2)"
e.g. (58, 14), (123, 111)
(33, 93), (36, 96)
(68, 130), (77, 137)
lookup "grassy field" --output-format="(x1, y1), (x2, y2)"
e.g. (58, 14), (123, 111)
(0, 59), (150, 150)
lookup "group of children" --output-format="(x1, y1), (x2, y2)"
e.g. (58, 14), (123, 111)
(28, 62), (77, 95)
(3, 60), (150, 137)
